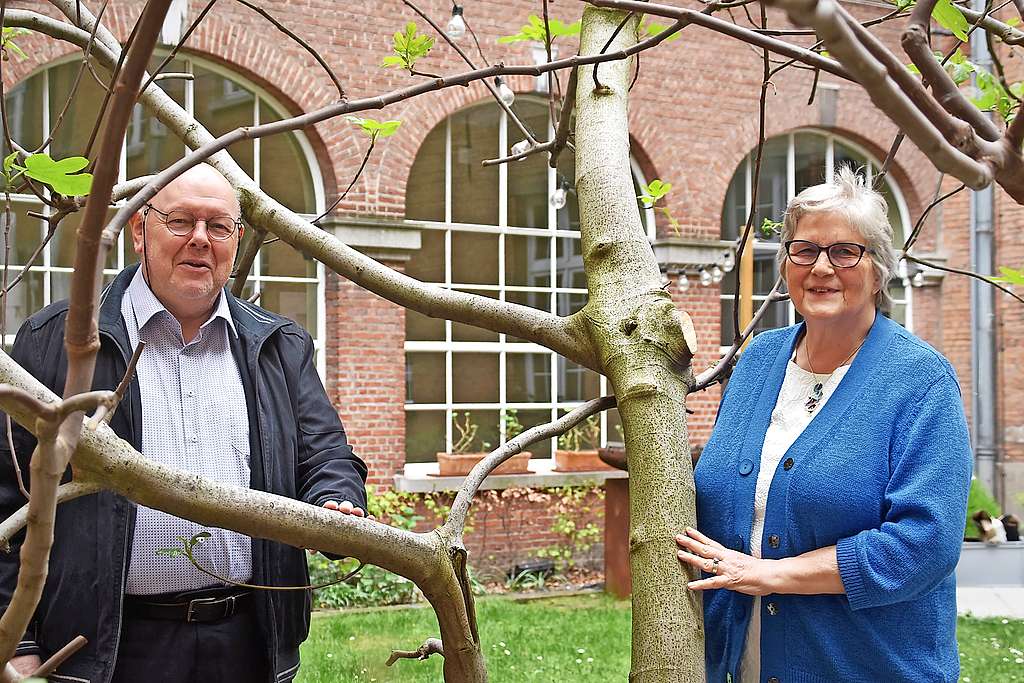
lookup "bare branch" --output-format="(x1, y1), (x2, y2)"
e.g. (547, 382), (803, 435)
(0, 481), (102, 553)
(311, 140), (376, 225)
(444, 395), (617, 540)
(387, 637), (445, 666)
(481, 139), (555, 166)
(230, 226), (266, 297)
(588, 0), (853, 80)
(549, 66), (579, 168)
(693, 279), (788, 390)
(139, 0), (219, 96)
(903, 182), (967, 252)
(32, 635), (88, 680)
(89, 341), (145, 428)
(904, 254), (1024, 304)
(233, 0), (345, 101)
(958, 5), (1024, 45)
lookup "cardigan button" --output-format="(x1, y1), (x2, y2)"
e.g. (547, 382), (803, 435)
(738, 459), (753, 475)
(783, 457), (794, 471)
(768, 534), (780, 548)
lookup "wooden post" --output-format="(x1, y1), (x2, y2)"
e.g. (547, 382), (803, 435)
(739, 230), (755, 348)
(604, 477), (631, 598)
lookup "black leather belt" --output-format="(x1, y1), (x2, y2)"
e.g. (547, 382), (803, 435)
(124, 588), (253, 623)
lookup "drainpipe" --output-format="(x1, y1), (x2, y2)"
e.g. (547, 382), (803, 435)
(970, 0), (999, 496)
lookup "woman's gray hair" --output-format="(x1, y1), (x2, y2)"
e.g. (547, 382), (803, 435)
(776, 165), (899, 309)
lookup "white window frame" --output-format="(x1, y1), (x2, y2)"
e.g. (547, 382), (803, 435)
(719, 129), (913, 355)
(404, 100), (655, 459)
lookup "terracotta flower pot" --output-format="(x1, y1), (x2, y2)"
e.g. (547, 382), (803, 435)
(435, 451), (532, 477)
(554, 449), (614, 473)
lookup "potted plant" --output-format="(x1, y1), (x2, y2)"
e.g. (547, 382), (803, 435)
(435, 410), (532, 477)
(555, 414), (613, 472)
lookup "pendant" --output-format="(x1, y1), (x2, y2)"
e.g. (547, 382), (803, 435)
(805, 382), (824, 413)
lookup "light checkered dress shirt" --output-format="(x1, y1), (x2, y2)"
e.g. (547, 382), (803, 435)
(121, 268), (253, 595)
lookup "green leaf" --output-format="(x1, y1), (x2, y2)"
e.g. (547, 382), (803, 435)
(3, 152), (18, 176)
(1006, 17), (1021, 27)
(637, 178), (672, 207)
(640, 20), (682, 43)
(22, 153), (93, 196)
(932, 0), (970, 42)
(1, 27), (32, 61)
(345, 115), (402, 140)
(382, 22), (433, 71)
(499, 15), (580, 44)
(993, 266), (1024, 285)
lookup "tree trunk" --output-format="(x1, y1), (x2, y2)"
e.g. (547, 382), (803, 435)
(574, 8), (705, 681)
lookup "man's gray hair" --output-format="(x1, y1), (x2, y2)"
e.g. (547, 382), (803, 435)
(776, 165), (899, 309)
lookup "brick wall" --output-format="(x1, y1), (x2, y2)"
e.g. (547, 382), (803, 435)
(7, 0), (1022, 543)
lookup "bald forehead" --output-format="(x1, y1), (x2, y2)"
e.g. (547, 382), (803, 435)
(154, 165), (240, 216)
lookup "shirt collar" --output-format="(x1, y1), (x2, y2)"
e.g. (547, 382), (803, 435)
(126, 266), (237, 338)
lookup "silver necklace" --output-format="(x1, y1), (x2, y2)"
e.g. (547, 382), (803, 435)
(801, 337), (864, 413)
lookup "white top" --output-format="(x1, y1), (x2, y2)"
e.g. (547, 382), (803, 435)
(740, 359), (851, 682)
(122, 269), (253, 594)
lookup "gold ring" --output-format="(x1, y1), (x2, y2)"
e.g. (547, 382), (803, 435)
(711, 558), (721, 574)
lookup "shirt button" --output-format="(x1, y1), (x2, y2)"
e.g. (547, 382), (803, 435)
(738, 459), (753, 476)
(768, 534), (780, 548)
(767, 678), (780, 683)
(783, 457), (794, 471)
(189, 436), (198, 443)
(767, 602), (778, 616)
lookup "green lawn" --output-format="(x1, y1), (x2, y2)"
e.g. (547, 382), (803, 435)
(297, 593), (1024, 682)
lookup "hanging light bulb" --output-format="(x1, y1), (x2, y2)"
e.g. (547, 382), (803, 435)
(699, 268), (713, 287)
(446, 4), (466, 39)
(711, 265), (724, 284)
(912, 271), (925, 287)
(510, 139), (532, 158)
(550, 176), (569, 209)
(721, 250), (736, 273)
(678, 273), (690, 292)
(495, 76), (515, 106)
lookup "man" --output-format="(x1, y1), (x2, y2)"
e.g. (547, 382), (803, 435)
(0, 164), (368, 683)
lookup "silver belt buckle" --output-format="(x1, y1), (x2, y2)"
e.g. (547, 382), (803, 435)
(185, 596), (221, 623)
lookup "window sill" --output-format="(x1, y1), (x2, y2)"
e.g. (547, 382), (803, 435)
(393, 458), (628, 493)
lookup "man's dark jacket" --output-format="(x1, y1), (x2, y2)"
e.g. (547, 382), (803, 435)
(0, 264), (368, 683)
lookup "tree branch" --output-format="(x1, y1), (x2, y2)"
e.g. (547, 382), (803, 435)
(387, 637), (445, 666)
(903, 254), (1024, 304)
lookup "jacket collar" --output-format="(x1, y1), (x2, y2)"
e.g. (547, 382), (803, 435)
(99, 263), (285, 348)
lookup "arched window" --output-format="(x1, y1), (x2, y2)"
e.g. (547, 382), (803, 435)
(1, 55), (325, 368)
(720, 130), (912, 348)
(402, 98), (654, 463)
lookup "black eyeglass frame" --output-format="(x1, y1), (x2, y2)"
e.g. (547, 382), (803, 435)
(143, 204), (243, 241)
(783, 239), (870, 269)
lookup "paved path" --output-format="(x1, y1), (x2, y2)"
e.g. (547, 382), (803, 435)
(957, 587), (1024, 619)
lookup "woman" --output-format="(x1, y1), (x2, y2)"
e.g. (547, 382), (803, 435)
(678, 167), (972, 682)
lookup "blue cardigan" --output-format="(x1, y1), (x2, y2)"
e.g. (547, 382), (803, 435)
(694, 314), (972, 683)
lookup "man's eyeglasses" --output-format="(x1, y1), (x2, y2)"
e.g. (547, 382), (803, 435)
(784, 240), (869, 268)
(144, 204), (241, 241)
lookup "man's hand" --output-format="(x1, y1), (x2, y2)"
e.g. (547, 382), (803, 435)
(307, 500), (375, 555)
(10, 654), (42, 676)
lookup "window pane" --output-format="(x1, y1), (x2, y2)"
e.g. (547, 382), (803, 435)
(404, 122), (446, 222)
(193, 65), (254, 178)
(557, 357), (600, 402)
(514, 408), (553, 459)
(406, 410), (445, 463)
(452, 353), (498, 403)
(793, 133), (827, 195)
(507, 352), (551, 402)
(556, 290), (587, 317)
(260, 239), (315, 278)
(721, 298), (789, 346)
(555, 236), (585, 290)
(52, 208), (118, 269)
(406, 308), (444, 341)
(505, 289), (550, 343)
(833, 141), (868, 178)
(259, 102), (316, 214)
(450, 106), (499, 225)
(606, 408), (623, 445)
(721, 162), (747, 242)
(751, 137), (789, 240)
(507, 102), (549, 229)
(406, 228), (445, 283)
(2, 73), (44, 176)
(1, 270), (43, 333)
(406, 352), (445, 404)
(452, 289), (498, 342)
(259, 281), (316, 331)
(505, 234), (550, 287)
(49, 62), (109, 160)
(451, 231), (497, 285)
(2, 204), (43, 265)
(126, 57), (187, 180)
(555, 152), (581, 231)
(452, 409), (499, 453)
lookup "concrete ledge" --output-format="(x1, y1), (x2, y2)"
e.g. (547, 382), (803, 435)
(652, 236), (734, 270)
(394, 458), (628, 493)
(320, 217), (424, 261)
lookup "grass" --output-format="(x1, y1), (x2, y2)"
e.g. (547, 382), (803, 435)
(296, 593), (1024, 682)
